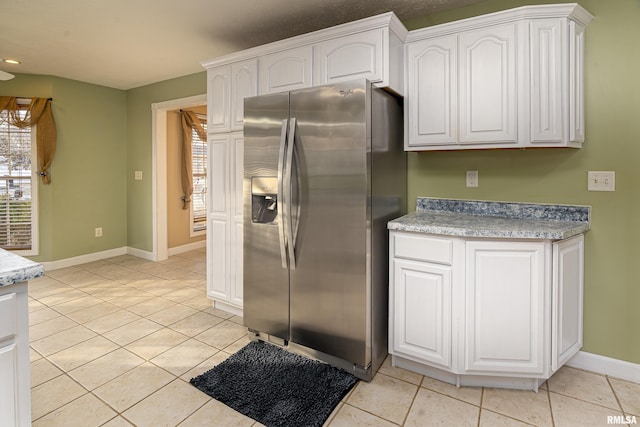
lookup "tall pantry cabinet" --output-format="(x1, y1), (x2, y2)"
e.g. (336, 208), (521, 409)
(204, 60), (257, 316)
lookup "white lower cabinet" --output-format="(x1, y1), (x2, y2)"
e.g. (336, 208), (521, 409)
(0, 283), (30, 426)
(389, 231), (584, 390)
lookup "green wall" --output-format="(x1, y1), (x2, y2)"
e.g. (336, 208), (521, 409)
(405, 0), (640, 365)
(0, 74), (127, 262)
(125, 72), (206, 252)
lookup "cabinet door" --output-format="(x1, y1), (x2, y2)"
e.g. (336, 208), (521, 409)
(207, 66), (231, 133)
(392, 258), (452, 369)
(0, 344), (18, 426)
(406, 36), (457, 147)
(259, 46), (313, 94)
(230, 60), (258, 131)
(465, 240), (547, 375)
(314, 29), (384, 86)
(530, 19), (564, 144)
(569, 21), (586, 143)
(459, 24), (517, 144)
(207, 135), (230, 302)
(552, 234), (584, 372)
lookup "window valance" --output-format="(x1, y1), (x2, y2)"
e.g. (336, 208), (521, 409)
(0, 96), (56, 184)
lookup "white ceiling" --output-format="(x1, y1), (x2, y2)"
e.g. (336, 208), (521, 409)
(0, 0), (483, 90)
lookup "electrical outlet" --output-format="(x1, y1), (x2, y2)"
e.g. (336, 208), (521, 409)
(134, 170), (143, 181)
(95, 227), (103, 238)
(466, 170), (478, 187)
(588, 171), (615, 191)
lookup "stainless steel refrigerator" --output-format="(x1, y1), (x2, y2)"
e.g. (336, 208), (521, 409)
(243, 79), (406, 381)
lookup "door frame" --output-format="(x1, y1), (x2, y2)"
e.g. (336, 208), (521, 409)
(151, 94), (207, 261)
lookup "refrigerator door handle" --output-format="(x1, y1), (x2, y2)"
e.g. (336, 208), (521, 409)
(285, 117), (297, 270)
(277, 118), (289, 269)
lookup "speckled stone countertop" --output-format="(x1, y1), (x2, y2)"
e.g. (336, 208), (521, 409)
(388, 198), (591, 240)
(0, 249), (44, 286)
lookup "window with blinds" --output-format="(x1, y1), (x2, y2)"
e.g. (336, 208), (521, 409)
(191, 120), (207, 235)
(0, 108), (37, 253)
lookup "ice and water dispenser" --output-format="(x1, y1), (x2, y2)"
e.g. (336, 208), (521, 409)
(251, 177), (278, 224)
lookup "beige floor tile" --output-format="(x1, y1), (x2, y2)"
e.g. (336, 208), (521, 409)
(609, 377), (640, 416)
(405, 387), (479, 427)
(162, 286), (204, 303)
(29, 315), (77, 341)
(122, 379), (210, 426)
(146, 303), (199, 326)
(181, 294), (215, 311)
(377, 356), (423, 386)
(65, 301), (121, 323)
(347, 373), (418, 424)
(168, 311), (225, 337)
(180, 350), (230, 382)
(28, 306), (62, 326)
(180, 399), (255, 427)
(101, 416), (134, 427)
(108, 294), (155, 308)
(29, 284), (73, 300)
(83, 309), (141, 334)
(47, 335), (119, 372)
(30, 347), (43, 362)
(28, 298), (46, 312)
(482, 387), (553, 426)
(150, 338), (218, 376)
(30, 358), (64, 388)
(194, 320), (247, 350)
(547, 366), (619, 410)
(48, 295), (104, 315)
(103, 318), (164, 346)
(203, 306), (235, 319)
(68, 348), (145, 390)
(126, 296), (177, 317)
(125, 328), (189, 360)
(222, 335), (252, 354)
(32, 393), (117, 427)
(420, 376), (483, 406)
(37, 289), (87, 306)
(550, 392), (625, 427)
(30, 375), (86, 420)
(85, 286), (139, 299)
(479, 410), (532, 426)
(93, 362), (176, 412)
(30, 325), (97, 356)
(328, 403), (397, 426)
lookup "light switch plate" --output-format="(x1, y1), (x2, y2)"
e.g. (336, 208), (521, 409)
(588, 171), (615, 191)
(466, 170), (478, 187)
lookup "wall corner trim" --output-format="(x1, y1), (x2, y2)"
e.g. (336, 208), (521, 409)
(567, 351), (640, 384)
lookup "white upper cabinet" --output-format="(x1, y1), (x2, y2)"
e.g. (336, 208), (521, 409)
(231, 60), (258, 131)
(259, 46), (313, 94)
(207, 66), (231, 133)
(405, 4), (592, 151)
(406, 35), (457, 146)
(314, 29), (385, 86)
(206, 60), (257, 133)
(458, 23), (519, 145)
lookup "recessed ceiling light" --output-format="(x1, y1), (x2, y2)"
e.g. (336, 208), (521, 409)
(2, 59), (21, 64)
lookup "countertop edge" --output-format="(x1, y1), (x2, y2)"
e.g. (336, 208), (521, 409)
(0, 249), (45, 287)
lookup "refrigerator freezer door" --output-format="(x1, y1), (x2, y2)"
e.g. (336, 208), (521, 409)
(288, 80), (371, 367)
(243, 91), (291, 340)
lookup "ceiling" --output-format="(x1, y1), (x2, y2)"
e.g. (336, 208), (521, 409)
(0, 0), (484, 90)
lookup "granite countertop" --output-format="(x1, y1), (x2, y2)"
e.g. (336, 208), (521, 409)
(0, 249), (44, 286)
(388, 198), (591, 240)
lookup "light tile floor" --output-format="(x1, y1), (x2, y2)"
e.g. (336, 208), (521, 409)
(28, 249), (639, 426)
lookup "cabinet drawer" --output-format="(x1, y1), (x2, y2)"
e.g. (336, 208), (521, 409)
(393, 233), (453, 265)
(0, 293), (17, 341)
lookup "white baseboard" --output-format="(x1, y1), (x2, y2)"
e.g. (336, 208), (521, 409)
(567, 351), (640, 384)
(126, 246), (155, 261)
(41, 247), (128, 271)
(167, 240), (206, 257)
